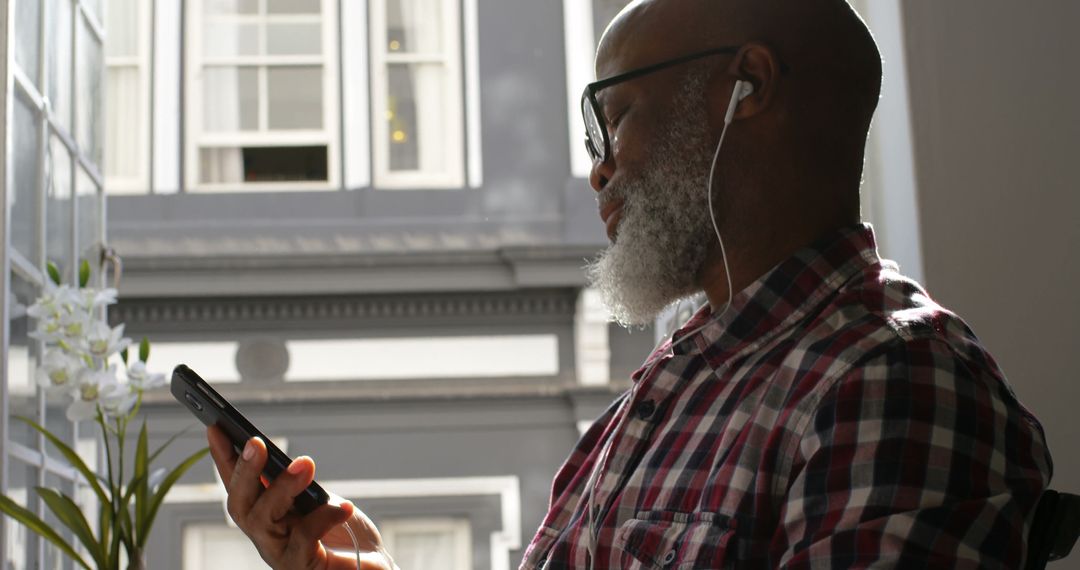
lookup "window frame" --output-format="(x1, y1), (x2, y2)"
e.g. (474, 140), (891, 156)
(369, 0), (466, 190)
(103, 0), (153, 194)
(183, 0), (342, 193)
(3, 0), (107, 566)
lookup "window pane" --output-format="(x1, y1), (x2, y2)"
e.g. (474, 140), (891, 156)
(76, 167), (103, 264)
(105, 66), (142, 180)
(47, 136), (75, 274)
(12, 93), (42, 262)
(387, 63), (451, 173)
(106, 0), (139, 57)
(266, 23), (322, 56)
(202, 67), (259, 132)
(15, 0), (41, 86)
(41, 474), (78, 570)
(8, 274), (39, 416)
(77, 16), (104, 168)
(267, 66), (323, 129)
(267, 0), (320, 15)
(395, 531), (457, 569)
(48, 0), (74, 133)
(204, 0), (258, 14)
(4, 460), (37, 569)
(200, 146), (328, 184)
(387, 0), (442, 53)
(204, 22), (260, 58)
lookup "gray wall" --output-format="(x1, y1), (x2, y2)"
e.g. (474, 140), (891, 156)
(901, 1), (1080, 494)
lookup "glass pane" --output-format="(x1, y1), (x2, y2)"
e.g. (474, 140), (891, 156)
(267, 66), (323, 129)
(12, 93), (42, 262)
(267, 0), (320, 14)
(204, 22), (260, 58)
(15, 0), (41, 86)
(47, 0), (74, 134)
(77, 15), (104, 168)
(199, 146), (328, 184)
(387, 0), (442, 53)
(76, 167), (103, 267)
(106, 0), (139, 58)
(5, 459), (38, 569)
(42, 474), (78, 570)
(105, 66), (142, 179)
(395, 530), (456, 569)
(8, 273), (39, 419)
(266, 23), (321, 55)
(204, 0), (258, 14)
(47, 136), (75, 276)
(203, 67), (259, 132)
(387, 63), (451, 173)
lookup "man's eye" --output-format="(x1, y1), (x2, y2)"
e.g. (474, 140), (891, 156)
(607, 107), (630, 128)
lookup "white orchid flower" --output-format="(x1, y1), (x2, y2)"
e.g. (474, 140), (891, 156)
(126, 361), (166, 391)
(66, 366), (120, 421)
(82, 322), (132, 360)
(36, 349), (84, 392)
(27, 283), (79, 322)
(100, 384), (138, 418)
(79, 287), (119, 311)
(28, 314), (67, 343)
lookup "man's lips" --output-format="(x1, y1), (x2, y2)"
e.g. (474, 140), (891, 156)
(599, 200), (624, 240)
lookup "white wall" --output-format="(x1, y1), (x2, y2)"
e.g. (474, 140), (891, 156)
(901, 1), (1080, 494)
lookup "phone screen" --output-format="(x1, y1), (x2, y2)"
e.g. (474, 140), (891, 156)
(171, 364), (329, 515)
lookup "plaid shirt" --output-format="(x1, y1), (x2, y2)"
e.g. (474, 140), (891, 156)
(521, 225), (1052, 569)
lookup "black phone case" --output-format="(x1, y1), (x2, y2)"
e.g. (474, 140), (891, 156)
(170, 364), (329, 515)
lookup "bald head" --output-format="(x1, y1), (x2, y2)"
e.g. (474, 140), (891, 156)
(597, 0), (882, 135)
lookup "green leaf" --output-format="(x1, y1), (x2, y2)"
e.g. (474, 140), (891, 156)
(79, 259), (91, 288)
(148, 423), (198, 466)
(35, 487), (108, 569)
(139, 337), (150, 363)
(47, 262), (63, 286)
(14, 416), (110, 506)
(138, 447), (209, 546)
(0, 494), (93, 570)
(134, 421), (150, 542)
(120, 348), (129, 365)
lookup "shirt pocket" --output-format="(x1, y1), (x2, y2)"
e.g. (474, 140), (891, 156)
(520, 525), (562, 570)
(613, 510), (735, 570)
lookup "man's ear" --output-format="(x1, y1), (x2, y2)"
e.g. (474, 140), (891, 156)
(708, 41), (783, 123)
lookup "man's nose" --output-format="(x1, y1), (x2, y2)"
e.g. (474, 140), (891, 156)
(589, 154), (614, 193)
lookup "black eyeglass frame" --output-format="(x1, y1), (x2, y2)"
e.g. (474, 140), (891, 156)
(581, 46), (790, 163)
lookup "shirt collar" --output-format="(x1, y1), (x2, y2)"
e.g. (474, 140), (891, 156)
(670, 223), (882, 368)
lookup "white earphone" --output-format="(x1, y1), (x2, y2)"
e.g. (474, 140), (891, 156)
(725, 79), (754, 124)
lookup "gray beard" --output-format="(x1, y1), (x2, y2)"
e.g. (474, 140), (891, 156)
(585, 76), (717, 327)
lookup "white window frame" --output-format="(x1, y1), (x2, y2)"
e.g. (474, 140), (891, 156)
(184, 0), (341, 193)
(369, 0), (466, 189)
(104, 0), (153, 195)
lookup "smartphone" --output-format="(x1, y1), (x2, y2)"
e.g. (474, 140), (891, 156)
(171, 364), (329, 515)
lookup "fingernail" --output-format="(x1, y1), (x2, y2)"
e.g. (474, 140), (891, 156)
(242, 440), (255, 461)
(287, 458), (306, 475)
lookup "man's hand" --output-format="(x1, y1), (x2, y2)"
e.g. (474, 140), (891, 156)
(207, 425), (395, 570)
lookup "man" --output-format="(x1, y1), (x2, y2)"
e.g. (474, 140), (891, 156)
(208, 0), (1053, 567)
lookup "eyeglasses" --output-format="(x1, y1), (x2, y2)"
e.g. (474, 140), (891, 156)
(581, 47), (740, 164)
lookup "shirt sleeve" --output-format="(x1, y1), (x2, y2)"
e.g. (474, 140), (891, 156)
(774, 337), (1052, 569)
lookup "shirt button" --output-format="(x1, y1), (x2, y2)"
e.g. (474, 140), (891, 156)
(636, 399), (657, 421)
(662, 549), (677, 566)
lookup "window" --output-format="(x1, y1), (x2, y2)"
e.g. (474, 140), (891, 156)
(370, 0), (465, 188)
(186, 0), (340, 191)
(381, 518), (471, 570)
(3, 0), (106, 566)
(104, 0), (152, 193)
